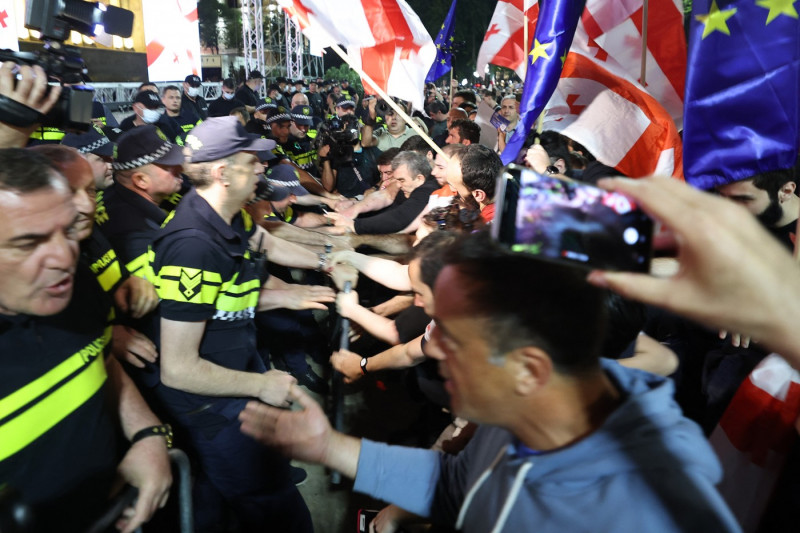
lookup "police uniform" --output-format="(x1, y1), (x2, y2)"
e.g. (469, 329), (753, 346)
(96, 184), (167, 280)
(0, 264), (118, 532)
(149, 188), (312, 532)
(281, 105), (318, 174)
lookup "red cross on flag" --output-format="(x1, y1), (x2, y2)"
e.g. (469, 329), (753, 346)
(278, 0), (436, 111)
(0, 0), (20, 51)
(476, 0), (538, 80)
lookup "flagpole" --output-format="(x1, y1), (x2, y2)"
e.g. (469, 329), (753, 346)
(523, 8), (529, 79)
(328, 43), (448, 160)
(640, 0), (649, 87)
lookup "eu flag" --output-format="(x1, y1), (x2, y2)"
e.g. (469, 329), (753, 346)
(500, 0), (586, 165)
(425, 0), (458, 83)
(683, 0), (800, 190)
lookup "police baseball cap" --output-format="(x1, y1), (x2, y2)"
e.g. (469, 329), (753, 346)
(113, 125), (185, 170)
(134, 90), (164, 110)
(265, 165), (308, 201)
(61, 125), (115, 157)
(265, 108), (292, 125)
(255, 98), (278, 113)
(290, 105), (314, 126)
(185, 116), (276, 163)
(335, 96), (356, 109)
(184, 74), (202, 87)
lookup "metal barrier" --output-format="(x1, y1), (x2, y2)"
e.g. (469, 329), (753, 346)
(84, 448), (194, 533)
(91, 82), (222, 113)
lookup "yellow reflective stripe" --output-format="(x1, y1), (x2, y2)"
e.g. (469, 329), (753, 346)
(0, 325), (112, 421)
(96, 257), (123, 292)
(126, 252), (155, 281)
(215, 273), (260, 312)
(0, 324), (112, 462)
(242, 209), (253, 231)
(0, 355), (107, 462)
(156, 266), (221, 304)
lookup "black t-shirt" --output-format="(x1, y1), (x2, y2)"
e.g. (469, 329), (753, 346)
(353, 176), (439, 234)
(181, 94), (208, 121)
(334, 146), (381, 198)
(150, 190), (265, 416)
(0, 265), (118, 532)
(208, 95), (246, 117)
(235, 85), (260, 107)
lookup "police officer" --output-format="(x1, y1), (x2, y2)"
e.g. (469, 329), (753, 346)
(208, 77), (245, 117)
(235, 70), (265, 114)
(0, 148), (171, 533)
(150, 116), (335, 532)
(282, 105), (318, 175)
(162, 84), (199, 142)
(181, 74), (209, 121)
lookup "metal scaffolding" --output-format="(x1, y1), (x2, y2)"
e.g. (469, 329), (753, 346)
(285, 12), (303, 80)
(241, 0), (265, 94)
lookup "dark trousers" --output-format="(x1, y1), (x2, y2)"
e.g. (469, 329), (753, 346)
(177, 405), (313, 533)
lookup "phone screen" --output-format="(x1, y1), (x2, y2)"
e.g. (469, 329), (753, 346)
(493, 165), (653, 272)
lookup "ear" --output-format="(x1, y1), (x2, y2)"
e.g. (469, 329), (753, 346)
(212, 161), (228, 186)
(472, 189), (487, 204)
(779, 181), (796, 201)
(509, 346), (552, 396)
(131, 170), (149, 190)
(554, 158), (567, 174)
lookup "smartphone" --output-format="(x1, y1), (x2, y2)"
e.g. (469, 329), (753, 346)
(492, 165), (653, 272)
(356, 509), (408, 532)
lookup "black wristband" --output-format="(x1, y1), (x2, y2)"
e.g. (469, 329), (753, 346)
(131, 424), (173, 449)
(0, 94), (45, 128)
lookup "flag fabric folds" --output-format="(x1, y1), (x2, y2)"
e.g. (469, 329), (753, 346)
(425, 0), (458, 83)
(543, 51), (683, 178)
(476, 0), (538, 80)
(278, 0), (436, 111)
(683, 0), (800, 190)
(500, 0), (587, 165)
(577, 0), (686, 127)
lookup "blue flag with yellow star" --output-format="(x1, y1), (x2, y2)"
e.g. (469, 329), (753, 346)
(425, 0), (458, 83)
(500, 0), (586, 165)
(684, 0), (799, 190)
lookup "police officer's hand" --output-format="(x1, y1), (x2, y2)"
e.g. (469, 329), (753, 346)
(258, 370), (297, 407)
(330, 349), (363, 383)
(112, 325), (158, 368)
(318, 143), (331, 159)
(115, 435), (172, 533)
(240, 386), (333, 464)
(115, 276), (159, 318)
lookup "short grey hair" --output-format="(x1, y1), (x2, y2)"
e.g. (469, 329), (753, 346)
(391, 151), (431, 180)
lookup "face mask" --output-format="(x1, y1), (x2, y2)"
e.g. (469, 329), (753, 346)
(222, 92), (235, 100)
(140, 108), (162, 124)
(187, 86), (201, 98)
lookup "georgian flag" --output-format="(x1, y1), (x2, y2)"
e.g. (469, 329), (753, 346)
(0, 0), (19, 51)
(476, 0), (538, 80)
(278, 0), (436, 111)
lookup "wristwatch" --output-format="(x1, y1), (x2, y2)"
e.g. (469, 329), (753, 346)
(545, 165), (559, 175)
(360, 357), (369, 375)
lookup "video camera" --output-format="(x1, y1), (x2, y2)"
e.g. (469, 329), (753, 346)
(314, 115), (361, 167)
(0, 0), (134, 132)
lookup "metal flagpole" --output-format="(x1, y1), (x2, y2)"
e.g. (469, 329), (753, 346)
(328, 43), (448, 160)
(640, 0), (649, 87)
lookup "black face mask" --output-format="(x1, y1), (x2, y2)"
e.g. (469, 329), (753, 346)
(757, 193), (783, 227)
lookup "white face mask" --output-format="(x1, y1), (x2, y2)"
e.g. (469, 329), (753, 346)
(140, 107), (163, 124)
(222, 91), (235, 100)
(187, 86), (201, 98)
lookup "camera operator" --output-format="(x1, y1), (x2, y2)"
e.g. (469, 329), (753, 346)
(361, 97), (416, 151)
(0, 62), (61, 148)
(318, 113), (380, 197)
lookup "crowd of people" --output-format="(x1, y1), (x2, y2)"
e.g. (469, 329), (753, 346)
(0, 57), (799, 533)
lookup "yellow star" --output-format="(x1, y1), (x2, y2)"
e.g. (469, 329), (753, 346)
(560, 49), (567, 66)
(695, 0), (737, 39)
(436, 44), (441, 49)
(529, 39), (552, 65)
(756, 0), (799, 23)
(449, 36), (454, 42)
(440, 59), (447, 65)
